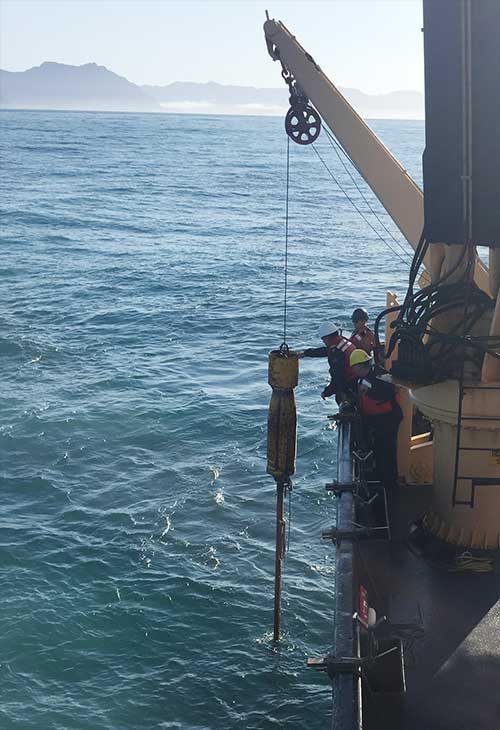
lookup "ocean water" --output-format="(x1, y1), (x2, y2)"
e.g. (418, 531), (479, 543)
(0, 110), (423, 730)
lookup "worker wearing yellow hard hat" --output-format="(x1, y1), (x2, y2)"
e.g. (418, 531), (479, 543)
(349, 348), (402, 490)
(350, 349), (372, 367)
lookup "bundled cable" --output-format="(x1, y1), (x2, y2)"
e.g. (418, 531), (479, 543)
(374, 239), (497, 382)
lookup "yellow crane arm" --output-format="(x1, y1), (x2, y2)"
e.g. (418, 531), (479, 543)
(263, 18), (491, 296)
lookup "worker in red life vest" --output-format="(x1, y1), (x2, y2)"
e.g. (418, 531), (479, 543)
(298, 321), (357, 403)
(350, 307), (377, 357)
(350, 348), (402, 489)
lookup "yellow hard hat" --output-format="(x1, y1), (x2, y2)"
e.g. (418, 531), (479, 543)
(350, 349), (372, 367)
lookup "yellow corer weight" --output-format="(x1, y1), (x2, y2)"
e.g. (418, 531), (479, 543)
(267, 350), (299, 482)
(267, 348), (299, 642)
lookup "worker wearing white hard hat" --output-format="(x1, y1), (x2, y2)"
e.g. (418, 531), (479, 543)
(297, 320), (358, 403)
(317, 320), (339, 339)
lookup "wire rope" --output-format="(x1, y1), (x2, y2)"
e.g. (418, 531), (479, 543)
(323, 127), (430, 282)
(311, 143), (415, 270)
(282, 135), (291, 348)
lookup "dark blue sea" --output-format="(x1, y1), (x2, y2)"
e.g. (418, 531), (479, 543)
(0, 110), (423, 730)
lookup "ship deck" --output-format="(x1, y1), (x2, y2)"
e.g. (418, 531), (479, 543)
(350, 486), (500, 730)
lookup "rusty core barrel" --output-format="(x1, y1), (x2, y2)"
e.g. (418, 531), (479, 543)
(267, 350), (299, 482)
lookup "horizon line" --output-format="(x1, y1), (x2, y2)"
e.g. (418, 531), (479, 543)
(0, 106), (425, 122)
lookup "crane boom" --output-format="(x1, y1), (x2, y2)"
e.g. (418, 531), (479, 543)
(263, 18), (490, 295)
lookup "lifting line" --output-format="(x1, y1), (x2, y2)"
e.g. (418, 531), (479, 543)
(267, 134), (297, 643)
(282, 134), (293, 555)
(282, 135), (291, 350)
(310, 141), (420, 273)
(322, 128), (431, 286)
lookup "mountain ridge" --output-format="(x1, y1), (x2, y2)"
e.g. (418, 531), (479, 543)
(0, 62), (424, 118)
(0, 62), (160, 112)
(144, 80), (423, 118)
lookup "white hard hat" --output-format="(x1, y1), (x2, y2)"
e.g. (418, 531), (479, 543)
(318, 321), (339, 339)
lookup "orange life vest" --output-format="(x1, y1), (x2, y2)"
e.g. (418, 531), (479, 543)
(350, 327), (376, 355)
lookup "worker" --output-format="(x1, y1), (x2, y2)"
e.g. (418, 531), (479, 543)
(350, 348), (402, 490)
(298, 321), (357, 403)
(350, 307), (377, 357)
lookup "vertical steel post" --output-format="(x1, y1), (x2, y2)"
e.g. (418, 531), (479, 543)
(332, 409), (357, 729)
(337, 416), (353, 485)
(273, 481), (286, 642)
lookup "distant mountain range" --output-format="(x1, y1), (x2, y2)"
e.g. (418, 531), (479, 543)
(0, 62), (424, 119)
(144, 81), (423, 119)
(0, 62), (158, 113)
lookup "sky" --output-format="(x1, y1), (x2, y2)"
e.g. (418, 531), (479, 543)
(0, 0), (424, 94)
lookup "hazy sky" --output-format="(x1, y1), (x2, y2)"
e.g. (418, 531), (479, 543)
(0, 0), (424, 94)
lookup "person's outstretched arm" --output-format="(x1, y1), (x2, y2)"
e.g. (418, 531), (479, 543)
(299, 346), (328, 358)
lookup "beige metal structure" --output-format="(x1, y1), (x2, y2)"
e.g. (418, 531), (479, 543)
(263, 18), (490, 296)
(264, 17), (500, 548)
(413, 383), (500, 549)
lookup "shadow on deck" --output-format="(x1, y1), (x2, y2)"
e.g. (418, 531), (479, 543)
(357, 485), (500, 730)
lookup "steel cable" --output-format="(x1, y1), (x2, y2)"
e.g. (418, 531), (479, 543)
(311, 143), (416, 271)
(322, 127), (430, 283)
(282, 135), (290, 349)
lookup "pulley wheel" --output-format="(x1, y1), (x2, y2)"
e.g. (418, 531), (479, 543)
(285, 104), (321, 145)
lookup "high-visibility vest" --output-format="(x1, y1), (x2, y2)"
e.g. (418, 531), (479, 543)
(332, 337), (357, 381)
(350, 328), (376, 355)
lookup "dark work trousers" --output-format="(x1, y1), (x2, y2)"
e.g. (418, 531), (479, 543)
(365, 410), (401, 490)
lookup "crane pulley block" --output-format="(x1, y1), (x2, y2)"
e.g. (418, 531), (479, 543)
(285, 104), (321, 146)
(277, 57), (322, 145)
